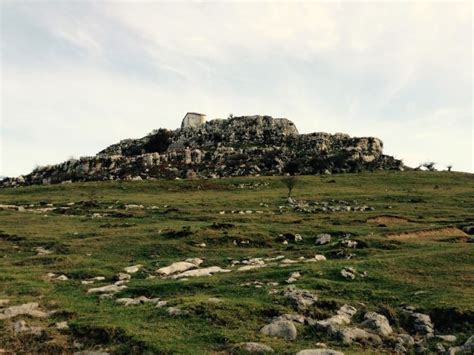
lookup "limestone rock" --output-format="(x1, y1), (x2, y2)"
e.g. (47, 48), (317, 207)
(283, 286), (318, 309)
(260, 320), (297, 340)
(235, 342), (274, 353)
(157, 261), (198, 276)
(296, 350), (344, 355)
(2, 114), (403, 187)
(87, 284), (127, 294)
(361, 311), (393, 336)
(0, 302), (48, 320)
(169, 266), (231, 279)
(315, 234), (331, 245)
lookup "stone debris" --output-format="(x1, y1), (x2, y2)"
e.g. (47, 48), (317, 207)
(116, 296), (161, 306)
(169, 266), (231, 279)
(437, 335), (457, 343)
(337, 327), (382, 346)
(87, 284), (127, 294)
(410, 312), (434, 336)
(273, 313), (306, 324)
(155, 301), (168, 308)
(340, 267), (356, 280)
(287, 272), (301, 283)
(167, 307), (189, 316)
(283, 286), (318, 309)
(316, 305), (357, 334)
(123, 265), (142, 274)
(0, 302), (48, 320)
(56, 321), (69, 330)
(260, 320), (297, 340)
(238, 264), (267, 272)
(296, 350), (344, 355)
(315, 234), (331, 245)
(361, 311), (393, 336)
(157, 259), (203, 276)
(340, 240), (358, 248)
(81, 276), (105, 285)
(13, 320), (44, 335)
(0, 299), (10, 307)
(235, 342), (274, 353)
(304, 255), (327, 262)
(35, 247), (53, 256)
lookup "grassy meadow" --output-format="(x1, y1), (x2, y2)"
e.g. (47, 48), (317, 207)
(0, 171), (473, 354)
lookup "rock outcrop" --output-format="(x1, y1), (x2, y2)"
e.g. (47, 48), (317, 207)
(1, 114), (404, 187)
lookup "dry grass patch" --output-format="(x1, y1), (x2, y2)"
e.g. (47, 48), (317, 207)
(387, 227), (468, 241)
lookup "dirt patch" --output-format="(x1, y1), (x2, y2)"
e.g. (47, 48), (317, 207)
(367, 215), (411, 226)
(387, 227), (468, 241)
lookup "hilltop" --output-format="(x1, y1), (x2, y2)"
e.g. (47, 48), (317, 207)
(1, 114), (403, 187)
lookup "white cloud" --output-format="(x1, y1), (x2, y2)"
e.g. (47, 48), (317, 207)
(1, 1), (472, 175)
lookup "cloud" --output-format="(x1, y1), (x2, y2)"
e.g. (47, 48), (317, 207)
(1, 1), (472, 175)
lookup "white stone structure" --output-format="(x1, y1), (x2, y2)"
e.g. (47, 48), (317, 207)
(181, 112), (207, 129)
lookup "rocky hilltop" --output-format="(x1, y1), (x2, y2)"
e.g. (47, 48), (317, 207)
(2, 114), (403, 187)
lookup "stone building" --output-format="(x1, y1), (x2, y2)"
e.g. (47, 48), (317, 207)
(181, 112), (207, 129)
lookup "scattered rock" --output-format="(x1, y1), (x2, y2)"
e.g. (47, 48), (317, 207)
(410, 312), (434, 336)
(13, 320), (44, 335)
(437, 335), (457, 343)
(283, 286), (318, 309)
(296, 350), (344, 355)
(56, 321), (69, 330)
(315, 234), (331, 245)
(157, 260), (201, 276)
(361, 311), (393, 336)
(167, 307), (189, 316)
(0, 302), (48, 320)
(304, 255), (327, 262)
(260, 320), (297, 340)
(337, 327), (382, 345)
(87, 284), (127, 294)
(35, 247), (53, 256)
(170, 266), (231, 279)
(340, 267), (356, 280)
(116, 296), (161, 306)
(0, 299), (10, 307)
(235, 342), (274, 353)
(287, 272), (301, 283)
(124, 265), (142, 274)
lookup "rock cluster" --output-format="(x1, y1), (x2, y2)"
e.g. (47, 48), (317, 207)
(1, 114), (403, 187)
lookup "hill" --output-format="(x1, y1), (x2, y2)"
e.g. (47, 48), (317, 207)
(0, 171), (473, 354)
(1, 114), (403, 187)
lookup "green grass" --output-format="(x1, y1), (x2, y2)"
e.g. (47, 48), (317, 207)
(0, 171), (473, 354)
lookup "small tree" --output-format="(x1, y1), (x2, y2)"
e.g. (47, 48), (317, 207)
(447, 165), (453, 172)
(283, 175), (298, 198)
(422, 162), (437, 171)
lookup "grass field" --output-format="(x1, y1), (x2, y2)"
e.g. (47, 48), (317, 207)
(0, 171), (473, 354)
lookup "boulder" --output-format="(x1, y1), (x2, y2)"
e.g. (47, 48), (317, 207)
(169, 266), (231, 279)
(260, 320), (297, 340)
(361, 311), (393, 336)
(296, 350), (344, 355)
(315, 234), (331, 245)
(87, 284), (127, 294)
(235, 342), (274, 353)
(283, 286), (318, 309)
(157, 261), (198, 276)
(337, 327), (382, 345)
(0, 302), (48, 320)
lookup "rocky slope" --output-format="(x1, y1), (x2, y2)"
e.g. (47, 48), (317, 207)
(2, 115), (403, 187)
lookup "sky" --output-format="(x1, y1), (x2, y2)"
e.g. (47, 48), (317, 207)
(1, 1), (472, 176)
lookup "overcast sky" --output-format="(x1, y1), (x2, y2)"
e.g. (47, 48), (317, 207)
(1, 1), (472, 176)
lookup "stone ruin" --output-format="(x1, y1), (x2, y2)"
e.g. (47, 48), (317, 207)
(1, 113), (404, 187)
